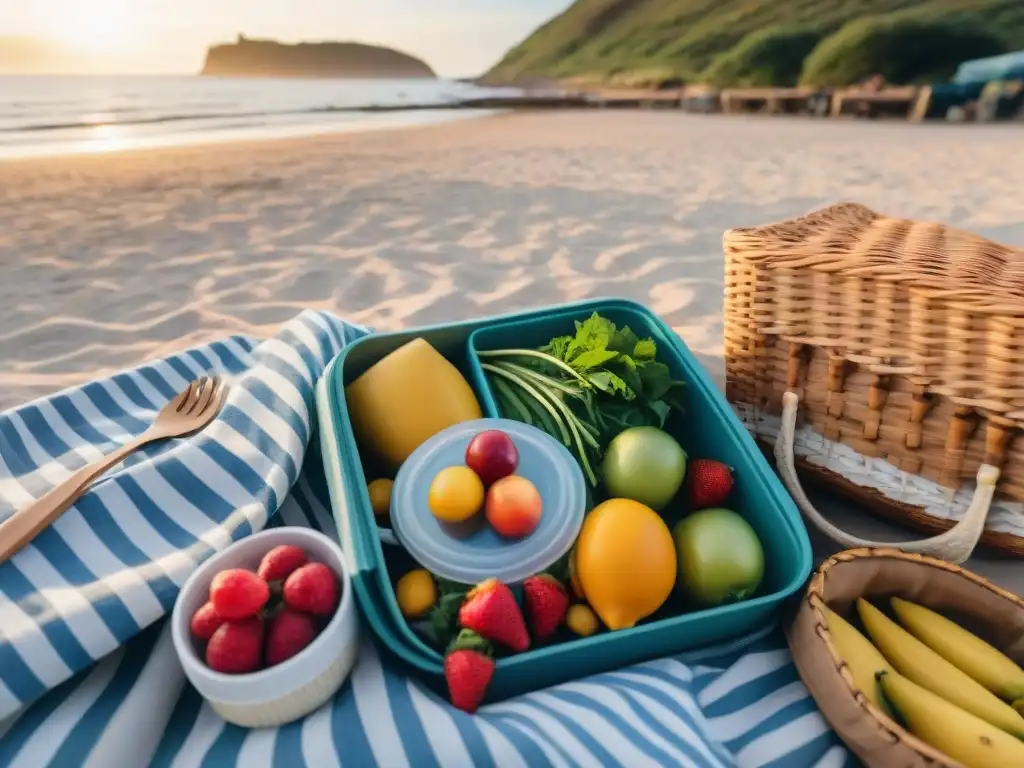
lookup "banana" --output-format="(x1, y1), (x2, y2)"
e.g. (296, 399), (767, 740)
(891, 597), (1024, 702)
(878, 670), (1024, 768)
(857, 598), (1024, 738)
(821, 605), (891, 710)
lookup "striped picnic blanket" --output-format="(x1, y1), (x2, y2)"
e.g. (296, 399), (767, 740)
(0, 311), (852, 767)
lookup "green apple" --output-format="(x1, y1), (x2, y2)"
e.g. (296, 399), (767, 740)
(602, 426), (686, 511)
(673, 508), (764, 607)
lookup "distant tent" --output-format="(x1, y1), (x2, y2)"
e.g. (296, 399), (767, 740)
(953, 50), (1024, 85)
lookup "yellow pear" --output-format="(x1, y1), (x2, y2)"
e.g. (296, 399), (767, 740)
(575, 498), (676, 630)
(347, 338), (482, 471)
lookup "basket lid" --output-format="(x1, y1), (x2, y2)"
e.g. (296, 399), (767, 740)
(723, 202), (1024, 302)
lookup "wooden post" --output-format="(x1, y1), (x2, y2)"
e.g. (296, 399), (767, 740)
(910, 86), (933, 122)
(830, 91), (845, 117)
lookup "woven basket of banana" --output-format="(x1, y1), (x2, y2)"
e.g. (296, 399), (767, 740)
(786, 548), (1024, 767)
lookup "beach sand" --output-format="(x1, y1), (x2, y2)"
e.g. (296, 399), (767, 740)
(3, 110), (1024, 583)
(2, 110), (1022, 411)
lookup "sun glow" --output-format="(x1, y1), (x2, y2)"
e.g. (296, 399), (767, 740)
(49, 0), (134, 55)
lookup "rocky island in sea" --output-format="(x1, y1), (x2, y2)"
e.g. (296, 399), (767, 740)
(201, 35), (436, 79)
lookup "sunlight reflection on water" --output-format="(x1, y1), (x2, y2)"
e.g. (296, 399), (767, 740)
(1, 109), (502, 159)
(84, 123), (130, 153)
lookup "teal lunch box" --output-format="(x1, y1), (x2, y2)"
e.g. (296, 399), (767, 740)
(315, 298), (812, 702)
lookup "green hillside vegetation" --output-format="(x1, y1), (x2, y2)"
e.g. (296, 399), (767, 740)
(484, 0), (1024, 87)
(703, 25), (825, 87)
(802, 15), (1006, 86)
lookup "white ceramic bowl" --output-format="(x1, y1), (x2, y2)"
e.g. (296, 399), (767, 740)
(171, 528), (359, 728)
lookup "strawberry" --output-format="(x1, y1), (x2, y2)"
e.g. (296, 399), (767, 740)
(283, 563), (339, 616)
(206, 617), (264, 674)
(444, 630), (495, 713)
(265, 607), (319, 666)
(458, 578), (529, 652)
(687, 459), (734, 509)
(258, 544), (308, 583)
(210, 569), (270, 620)
(523, 575), (570, 641)
(190, 601), (224, 641)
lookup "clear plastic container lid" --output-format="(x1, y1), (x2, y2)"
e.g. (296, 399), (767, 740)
(390, 418), (586, 585)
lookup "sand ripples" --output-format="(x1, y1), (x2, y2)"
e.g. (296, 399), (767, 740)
(2, 112), (1022, 409)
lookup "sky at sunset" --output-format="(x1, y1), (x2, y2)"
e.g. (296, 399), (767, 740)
(0, 0), (573, 76)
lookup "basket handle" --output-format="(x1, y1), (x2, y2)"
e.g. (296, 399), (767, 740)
(774, 391), (999, 565)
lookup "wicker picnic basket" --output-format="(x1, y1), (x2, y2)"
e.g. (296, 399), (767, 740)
(723, 203), (1024, 563)
(786, 547), (1024, 767)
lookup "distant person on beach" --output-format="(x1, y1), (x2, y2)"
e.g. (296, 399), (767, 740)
(852, 74), (886, 117)
(864, 74), (886, 92)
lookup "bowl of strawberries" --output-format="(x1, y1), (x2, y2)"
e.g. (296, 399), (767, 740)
(170, 527), (358, 728)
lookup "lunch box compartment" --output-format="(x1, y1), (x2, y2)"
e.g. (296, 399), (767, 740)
(316, 298), (812, 702)
(467, 301), (809, 597)
(326, 326), (500, 663)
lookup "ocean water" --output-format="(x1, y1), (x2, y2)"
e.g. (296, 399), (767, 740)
(0, 75), (522, 159)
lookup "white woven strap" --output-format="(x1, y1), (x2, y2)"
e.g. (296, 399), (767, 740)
(774, 391), (999, 565)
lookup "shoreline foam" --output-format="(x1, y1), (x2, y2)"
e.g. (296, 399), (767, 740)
(0, 73), (525, 161)
(0, 109), (502, 161)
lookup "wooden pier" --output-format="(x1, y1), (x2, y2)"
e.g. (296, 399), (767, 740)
(355, 81), (1015, 123)
(719, 87), (823, 115)
(830, 86), (920, 118)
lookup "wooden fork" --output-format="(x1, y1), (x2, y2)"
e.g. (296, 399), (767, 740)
(0, 376), (227, 565)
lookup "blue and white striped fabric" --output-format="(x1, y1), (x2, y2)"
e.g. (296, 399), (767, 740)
(0, 311), (853, 767)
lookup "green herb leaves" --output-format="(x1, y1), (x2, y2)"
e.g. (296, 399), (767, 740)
(542, 313), (677, 406)
(424, 578), (469, 649)
(479, 313), (684, 487)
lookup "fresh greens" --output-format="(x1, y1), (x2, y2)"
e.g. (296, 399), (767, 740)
(479, 313), (685, 486)
(425, 577), (469, 649)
